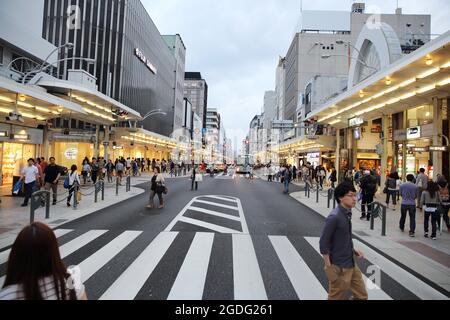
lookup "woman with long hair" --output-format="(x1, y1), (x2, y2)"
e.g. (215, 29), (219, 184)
(0, 222), (87, 300)
(66, 165), (81, 207)
(420, 181), (441, 240)
(147, 167), (166, 209)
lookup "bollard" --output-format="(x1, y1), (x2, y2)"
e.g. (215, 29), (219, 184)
(126, 175), (131, 192)
(305, 182), (308, 197)
(316, 185), (319, 203)
(73, 182), (79, 210)
(327, 189), (332, 209)
(30, 190), (50, 223)
(307, 183), (310, 198)
(116, 176), (119, 196)
(333, 191), (336, 209)
(101, 181), (105, 201)
(370, 210), (375, 230)
(381, 205), (387, 236)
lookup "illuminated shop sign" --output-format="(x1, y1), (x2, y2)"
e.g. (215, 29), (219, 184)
(406, 126), (421, 140)
(64, 148), (78, 160)
(12, 134), (30, 140)
(348, 117), (364, 127)
(429, 146), (448, 152)
(0, 131), (7, 137)
(134, 48), (157, 75)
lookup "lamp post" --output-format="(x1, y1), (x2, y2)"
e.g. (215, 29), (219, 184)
(321, 55), (379, 72)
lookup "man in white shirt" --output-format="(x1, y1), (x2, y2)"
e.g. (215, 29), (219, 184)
(20, 158), (39, 207)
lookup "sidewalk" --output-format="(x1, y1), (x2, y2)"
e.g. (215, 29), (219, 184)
(255, 170), (450, 292)
(0, 173), (167, 249)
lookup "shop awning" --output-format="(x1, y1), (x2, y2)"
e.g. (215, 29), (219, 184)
(0, 76), (86, 123)
(114, 128), (179, 150)
(37, 78), (142, 124)
(278, 135), (336, 155)
(309, 31), (450, 129)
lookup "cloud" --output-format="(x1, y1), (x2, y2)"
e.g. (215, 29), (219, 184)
(142, 0), (450, 153)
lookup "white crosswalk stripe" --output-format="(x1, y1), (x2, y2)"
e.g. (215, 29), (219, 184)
(304, 237), (393, 300)
(1, 229), (447, 300)
(168, 232), (215, 300)
(269, 236), (327, 300)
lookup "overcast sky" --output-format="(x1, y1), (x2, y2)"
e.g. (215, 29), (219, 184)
(142, 0), (450, 153)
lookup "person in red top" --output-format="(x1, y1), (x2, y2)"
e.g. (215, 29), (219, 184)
(40, 157), (48, 173)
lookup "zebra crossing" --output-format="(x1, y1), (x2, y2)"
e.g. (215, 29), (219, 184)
(1, 228), (448, 300)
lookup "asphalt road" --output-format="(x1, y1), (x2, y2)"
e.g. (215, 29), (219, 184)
(1, 171), (448, 300)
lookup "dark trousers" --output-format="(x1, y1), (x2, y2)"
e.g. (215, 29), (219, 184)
(441, 205), (450, 229)
(67, 186), (75, 204)
(319, 177), (324, 189)
(268, 175), (272, 182)
(191, 179), (198, 191)
(400, 205), (416, 233)
(386, 190), (397, 206)
(424, 211), (439, 237)
(361, 194), (374, 219)
(22, 181), (35, 205)
(91, 171), (98, 184)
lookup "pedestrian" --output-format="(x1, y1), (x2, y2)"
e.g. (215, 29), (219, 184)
(416, 168), (429, 210)
(292, 165), (297, 182)
(147, 167), (165, 209)
(421, 181), (442, 240)
(359, 170), (377, 220)
(39, 157), (48, 173)
(385, 172), (398, 210)
(191, 166), (199, 191)
(151, 158), (156, 172)
(35, 158), (43, 189)
(437, 178), (450, 232)
(105, 159), (114, 183)
(90, 158), (100, 184)
(170, 161), (175, 177)
(318, 165), (326, 190)
(116, 160), (125, 185)
(283, 165), (291, 194)
(399, 174), (419, 237)
(20, 159), (39, 207)
(267, 165), (273, 182)
(319, 181), (368, 300)
(42, 157), (62, 206)
(81, 160), (91, 185)
(329, 168), (337, 189)
(0, 222), (87, 300)
(66, 165), (81, 207)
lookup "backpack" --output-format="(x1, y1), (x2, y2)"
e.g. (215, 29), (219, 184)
(63, 175), (70, 189)
(365, 177), (378, 195)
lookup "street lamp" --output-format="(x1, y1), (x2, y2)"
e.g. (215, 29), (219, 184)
(143, 109), (167, 120)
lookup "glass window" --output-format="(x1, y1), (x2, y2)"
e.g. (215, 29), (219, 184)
(407, 104), (433, 127)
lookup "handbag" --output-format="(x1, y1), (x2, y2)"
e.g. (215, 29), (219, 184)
(13, 180), (23, 195)
(163, 186), (168, 195)
(383, 187), (388, 194)
(64, 175), (70, 189)
(195, 174), (203, 182)
(76, 191), (82, 202)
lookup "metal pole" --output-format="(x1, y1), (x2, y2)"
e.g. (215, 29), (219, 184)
(95, 182), (98, 203)
(73, 184), (77, 209)
(333, 190), (336, 209)
(116, 176), (119, 196)
(316, 184), (319, 203)
(327, 189), (331, 209)
(305, 181), (308, 197)
(370, 208), (375, 230)
(101, 181), (105, 201)
(45, 192), (50, 219)
(307, 182), (310, 198)
(381, 205), (387, 236)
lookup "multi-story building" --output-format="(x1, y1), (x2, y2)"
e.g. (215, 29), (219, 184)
(205, 108), (220, 163)
(248, 114), (263, 165)
(275, 57), (286, 121)
(42, 0), (177, 136)
(184, 72), (208, 129)
(162, 34), (187, 135)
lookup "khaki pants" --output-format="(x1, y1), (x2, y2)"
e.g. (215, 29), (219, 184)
(324, 264), (368, 300)
(44, 182), (58, 203)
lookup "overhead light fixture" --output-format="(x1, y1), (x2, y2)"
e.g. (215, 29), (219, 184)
(417, 84), (435, 94)
(417, 67), (440, 79)
(441, 61), (450, 68)
(0, 131), (7, 137)
(426, 55), (433, 66)
(18, 94), (26, 102)
(399, 78), (416, 87)
(399, 92), (416, 100)
(359, 90), (365, 98)
(385, 77), (392, 85)
(437, 77), (450, 86)
(425, 112), (431, 117)
(0, 95), (14, 103)
(329, 119), (341, 125)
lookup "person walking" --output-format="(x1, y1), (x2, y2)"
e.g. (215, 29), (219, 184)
(43, 157), (62, 206)
(116, 160), (125, 185)
(105, 159), (114, 183)
(170, 161), (175, 177)
(329, 168), (337, 189)
(66, 165), (81, 207)
(20, 159), (39, 207)
(0, 222), (87, 300)
(421, 181), (442, 240)
(416, 168), (429, 210)
(359, 170), (377, 220)
(319, 181), (368, 300)
(292, 165), (297, 182)
(147, 167), (165, 209)
(437, 178), (450, 232)
(81, 159), (90, 185)
(283, 165), (292, 194)
(385, 172), (398, 211)
(399, 174), (419, 237)
(90, 158), (100, 184)
(191, 166), (199, 191)
(318, 165), (326, 190)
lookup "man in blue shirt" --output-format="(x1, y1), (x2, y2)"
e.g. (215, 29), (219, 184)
(399, 174), (419, 237)
(320, 181), (368, 300)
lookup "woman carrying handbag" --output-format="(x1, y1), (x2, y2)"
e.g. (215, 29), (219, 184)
(147, 167), (166, 209)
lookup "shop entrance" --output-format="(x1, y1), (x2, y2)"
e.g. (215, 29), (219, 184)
(0, 142), (37, 185)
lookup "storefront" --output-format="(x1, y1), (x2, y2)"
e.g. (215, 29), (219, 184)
(49, 140), (95, 169)
(0, 125), (43, 185)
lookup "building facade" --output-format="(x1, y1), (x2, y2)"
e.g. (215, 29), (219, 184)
(184, 72), (208, 129)
(42, 0), (177, 136)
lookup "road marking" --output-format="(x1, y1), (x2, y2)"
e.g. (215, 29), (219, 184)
(178, 217), (242, 234)
(269, 236), (327, 300)
(0, 229), (75, 288)
(192, 199), (240, 211)
(0, 229), (74, 265)
(304, 237), (391, 300)
(99, 231), (178, 300)
(232, 234), (267, 300)
(59, 230), (108, 258)
(78, 231), (142, 283)
(165, 196), (249, 234)
(353, 239), (448, 300)
(168, 233), (214, 300)
(189, 206), (241, 221)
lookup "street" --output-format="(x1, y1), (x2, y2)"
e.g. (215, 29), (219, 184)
(1, 172), (447, 300)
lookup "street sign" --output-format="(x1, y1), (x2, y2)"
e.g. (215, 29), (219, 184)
(429, 146), (448, 152)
